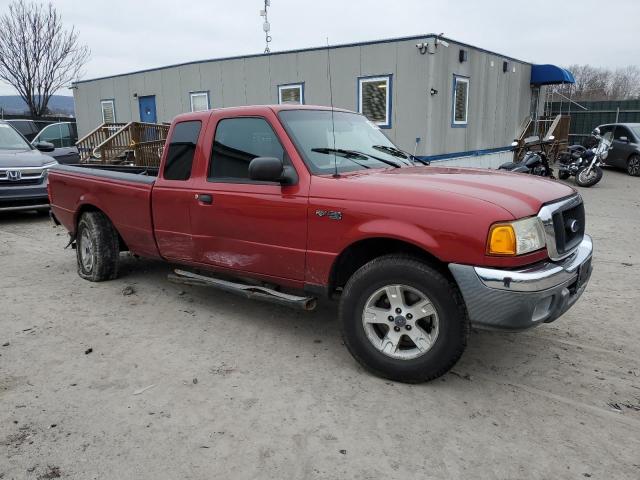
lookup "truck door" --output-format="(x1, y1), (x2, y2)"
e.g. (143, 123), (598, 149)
(152, 119), (203, 261)
(188, 114), (308, 281)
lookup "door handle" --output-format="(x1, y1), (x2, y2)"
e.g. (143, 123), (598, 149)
(195, 193), (213, 205)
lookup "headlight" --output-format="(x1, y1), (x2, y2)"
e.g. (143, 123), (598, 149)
(487, 217), (546, 256)
(42, 162), (57, 182)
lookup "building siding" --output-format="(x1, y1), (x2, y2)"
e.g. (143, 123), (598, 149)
(72, 35), (533, 160)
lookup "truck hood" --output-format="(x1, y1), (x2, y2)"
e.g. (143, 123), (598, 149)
(0, 148), (56, 168)
(335, 166), (576, 218)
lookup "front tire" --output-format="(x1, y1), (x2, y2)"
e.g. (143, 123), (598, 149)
(575, 165), (603, 187)
(76, 211), (120, 281)
(627, 155), (640, 177)
(339, 255), (468, 383)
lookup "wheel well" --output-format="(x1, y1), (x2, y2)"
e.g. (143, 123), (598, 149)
(329, 238), (450, 293)
(76, 204), (128, 251)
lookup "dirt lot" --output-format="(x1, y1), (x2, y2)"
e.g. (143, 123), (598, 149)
(1, 168), (639, 479)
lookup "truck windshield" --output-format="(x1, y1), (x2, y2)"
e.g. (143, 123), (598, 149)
(278, 110), (412, 174)
(0, 123), (32, 150)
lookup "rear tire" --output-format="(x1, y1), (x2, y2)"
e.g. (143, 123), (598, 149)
(575, 165), (603, 187)
(558, 171), (570, 180)
(627, 155), (640, 177)
(339, 255), (468, 383)
(76, 211), (120, 281)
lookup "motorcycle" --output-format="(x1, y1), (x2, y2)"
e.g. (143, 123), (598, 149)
(556, 128), (611, 188)
(498, 135), (555, 178)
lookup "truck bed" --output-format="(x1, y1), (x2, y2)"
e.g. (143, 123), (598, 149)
(48, 164), (161, 259)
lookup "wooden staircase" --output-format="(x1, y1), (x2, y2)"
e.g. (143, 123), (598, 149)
(513, 114), (571, 161)
(76, 122), (170, 167)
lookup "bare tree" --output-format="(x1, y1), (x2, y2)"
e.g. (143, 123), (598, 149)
(0, 1), (89, 117)
(558, 64), (640, 101)
(609, 66), (640, 100)
(562, 64), (609, 101)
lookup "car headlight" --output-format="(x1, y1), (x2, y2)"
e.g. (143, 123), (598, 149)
(487, 216), (546, 256)
(42, 161), (57, 182)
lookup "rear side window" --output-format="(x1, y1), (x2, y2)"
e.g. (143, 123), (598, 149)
(209, 117), (285, 181)
(163, 121), (202, 181)
(614, 126), (631, 140)
(9, 121), (36, 136)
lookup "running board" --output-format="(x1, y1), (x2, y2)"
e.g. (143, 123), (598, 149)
(168, 269), (317, 311)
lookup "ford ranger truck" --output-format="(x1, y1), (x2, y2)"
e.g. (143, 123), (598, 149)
(48, 105), (593, 383)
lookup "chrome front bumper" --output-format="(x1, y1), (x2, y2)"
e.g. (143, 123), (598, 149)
(449, 235), (593, 331)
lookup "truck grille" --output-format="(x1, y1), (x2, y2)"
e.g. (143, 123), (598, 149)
(538, 195), (585, 261)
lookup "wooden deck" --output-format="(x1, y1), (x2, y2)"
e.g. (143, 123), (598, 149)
(76, 122), (170, 167)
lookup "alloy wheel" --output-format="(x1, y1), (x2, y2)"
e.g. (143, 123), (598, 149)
(361, 284), (439, 360)
(79, 229), (95, 272)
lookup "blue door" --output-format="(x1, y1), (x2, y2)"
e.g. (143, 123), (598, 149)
(138, 95), (157, 123)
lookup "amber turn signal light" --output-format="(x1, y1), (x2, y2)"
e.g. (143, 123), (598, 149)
(487, 224), (516, 255)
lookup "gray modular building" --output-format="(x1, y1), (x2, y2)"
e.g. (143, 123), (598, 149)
(72, 34), (565, 166)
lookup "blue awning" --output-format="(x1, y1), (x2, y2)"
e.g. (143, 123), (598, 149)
(530, 64), (575, 85)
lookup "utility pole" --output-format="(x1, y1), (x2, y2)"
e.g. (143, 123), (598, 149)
(259, 0), (272, 54)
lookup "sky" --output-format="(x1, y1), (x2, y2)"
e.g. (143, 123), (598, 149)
(0, 0), (638, 96)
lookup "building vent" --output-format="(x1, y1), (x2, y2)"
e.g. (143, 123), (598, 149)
(503, 61), (509, 73)
(459, 49), (468, 63)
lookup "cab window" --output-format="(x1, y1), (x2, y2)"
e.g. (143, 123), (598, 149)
(163, 121), (202, 181)
(208, 117), (287, 181)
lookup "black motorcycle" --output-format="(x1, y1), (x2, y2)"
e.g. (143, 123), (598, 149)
(556, 128), (610, 187)
(498, 135), (555, 178)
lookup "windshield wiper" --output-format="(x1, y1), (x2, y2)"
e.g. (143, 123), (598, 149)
(311, 148), (401, 168)
(372, 145), (430, 165)
(311, 147), (402, 168)
(311, 147), (371, 169)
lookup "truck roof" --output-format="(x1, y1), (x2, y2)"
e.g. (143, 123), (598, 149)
(171, 104), (356, 124)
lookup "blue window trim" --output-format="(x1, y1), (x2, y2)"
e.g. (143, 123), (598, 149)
(357, 74), (393, 129)
(100, 98), (116, 123)
(451, 75), (469, 128)
(416, 145), (512, 162)
(277, 82), (305, 105)
(189, 90), (211, 111)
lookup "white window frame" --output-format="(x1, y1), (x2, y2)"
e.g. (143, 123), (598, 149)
(357, 75), (391, 128)
(100, 99), (115, 124)
(190, 91), (210, 112)
(278, 83), (304, 105)
(452, 76), (469, 126)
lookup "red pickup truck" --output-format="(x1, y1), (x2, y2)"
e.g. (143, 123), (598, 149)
(48, 105), (593, 383)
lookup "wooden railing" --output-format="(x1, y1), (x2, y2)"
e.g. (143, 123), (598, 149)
(513, 115), (571, 161)
(76, 123), (126, 160)
(76, 122), (169, 167)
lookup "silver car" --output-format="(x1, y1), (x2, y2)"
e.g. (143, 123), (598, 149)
(0, 121), (58, 212)
(597, 123), (640, 176)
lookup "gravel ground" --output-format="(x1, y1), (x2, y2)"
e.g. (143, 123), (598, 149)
(1, 168), (639, 479)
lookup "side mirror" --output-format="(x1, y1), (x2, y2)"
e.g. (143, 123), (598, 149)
(619, 136), (629, 142)
(248, 157), (285, 182)
(34, 141), (55, 152)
